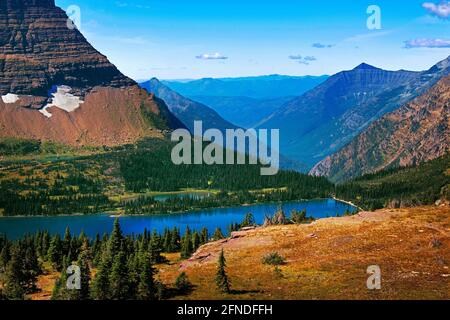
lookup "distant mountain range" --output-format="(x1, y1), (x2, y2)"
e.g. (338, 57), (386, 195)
(189, 95), (294, 128)
(258, 57), (450, 167)
(162, 75), (328, 99)
(311, 74), (450, 182)
(140, 78), (239, 133)
(162, 75), (328, 129)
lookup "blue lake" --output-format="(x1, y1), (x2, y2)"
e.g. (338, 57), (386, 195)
(0, 199), (356, 240)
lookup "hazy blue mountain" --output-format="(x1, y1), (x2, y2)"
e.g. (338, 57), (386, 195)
(140, 78), (309, 173)
(190, 95), (295, 128)
(140, 78), (239, 133)
(162, 75), (328, 99)
(258, 56), (450, 167)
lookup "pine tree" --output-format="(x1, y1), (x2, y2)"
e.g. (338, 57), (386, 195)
(91, 258), (111, 300)
(51, 256), (69, 300)
(136, 252), (156, 300)
(74, 241), (91, 300)
(180, 226), (192, 259)
(3, 246), (26, 300)
(192, 231), (200, 252)
(109, 218), (124, 258)
(241, 213), (255, 227)
(0, 243), (10, 272)
(63, 227), (72, 256)
(175, 272), (191, 294)
(215, 249), (230, 294)
(212, 228), (224, 241)
(170, 227), (180, 252)
(149, 233), (162, 264)
(23, 246), (40, 293)
(40, 231), (50, 259)
(162, 228), (171, 252)
(110, 251), (130, 300)
(200, 228), (209, 245)
(92, 234), (102, 267)
(47, 235), (63, 270)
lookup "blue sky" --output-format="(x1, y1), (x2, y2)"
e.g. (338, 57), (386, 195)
(55, 0), (450, 80)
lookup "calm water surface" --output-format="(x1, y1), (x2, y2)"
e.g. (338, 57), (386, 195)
(0, 199), (356, 239)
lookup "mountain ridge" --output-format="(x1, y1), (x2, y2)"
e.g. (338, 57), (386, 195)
(310, 74), (450, 182)
(140, 78), (239, 133)
(162, 75), (328, 99)
(258, 56), (450, 166)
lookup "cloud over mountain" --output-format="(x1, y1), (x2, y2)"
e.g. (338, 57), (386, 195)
(422, 1), (450, 18)
(288, 55), (317, 65)
(312, 43), (334, 48)
(404, 38), (450, 48)
(196, 53), (228, 60)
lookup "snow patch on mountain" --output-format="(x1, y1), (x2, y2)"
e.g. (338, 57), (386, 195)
(39, 86), (84, 118)
(1, 93), (20, 104)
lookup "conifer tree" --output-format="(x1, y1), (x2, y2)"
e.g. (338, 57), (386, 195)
(180, 226), (192, 259)
(47, 234), (63, 270)
(149, 234), (163, 264)
(63, 227), (72, 256)
(23, 246), (40, 293)
(200, 228), (209, 245)
(92, 234), (102, 267)
(170, 227), (180, 252)
(0, 243), (10, 272)
(51, 256), (69, 300)
(3, 246), (26, 300)
(91, 257), (111, 300)
(175, 272), (191, 294)
(192, 231), (200, 252)
(110, 251), (130, 300)
(127, 253), (140, 299)
(136, 252), (156, 300)
(74, 241), (91, 300)
(215, 249), (230, 294)
(241, 213), (255, 227)
(40, 231), (50, 259)
(109, 218), (124, 258)
(162, 228), (171, 252)
(212, 228), (225, 241)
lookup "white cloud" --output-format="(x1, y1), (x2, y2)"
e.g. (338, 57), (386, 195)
(288, 55), (317, 65)
(404, 38), (450, 48)
(196, 52), (228, 60)
(312, 43), (334, 48)
(422, 1), (450, 18)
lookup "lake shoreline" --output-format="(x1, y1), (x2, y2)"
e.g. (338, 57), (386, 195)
(0, 199), (357, 240)
(0, 197), (357, 219)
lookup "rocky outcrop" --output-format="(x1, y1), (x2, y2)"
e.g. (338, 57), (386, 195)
(0, 0), (183, 146)
(0, 0), (134, 96)
(311, 75), (450, 182)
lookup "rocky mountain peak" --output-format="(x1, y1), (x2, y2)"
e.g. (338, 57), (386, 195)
(0, 0), (135, 96)
(352, 63), (380, 71)
(0, 1), (183, 146)
(1, 0), (55, 11)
